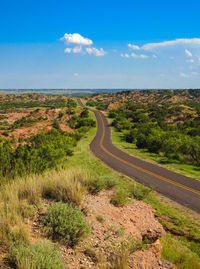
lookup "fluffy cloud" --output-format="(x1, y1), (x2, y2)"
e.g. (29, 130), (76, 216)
(61, 33), (106, 56)
(186, 59), (194, 63)
(180, 72), (199, 78)
(120, 53), (130, 58)
(86, 47), (106, 56)
(185, 49), (192, 57)
(64, 48), (72, 53)
(131, 53), (148, 59)
(73, 46), (82, 53)
(73, 73), (79, 76)
(60, 33), (93, 46)
(180, 72), (189, 78)
(128, 43), (140, 50)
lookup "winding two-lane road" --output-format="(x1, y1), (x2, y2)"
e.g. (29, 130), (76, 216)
(78, 99), (200, 213)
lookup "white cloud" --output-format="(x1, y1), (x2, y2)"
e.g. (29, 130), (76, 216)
(127, 38), (200, 52)
(120, 53), (130, 58)
(73, 73), (79, 76)
(128, 43), (140, 50)
(141, 38), (200, 51)
(73, 46), (82, 53)
(186, 59), (194, 63)
(64, 48), (72, 53)
(191, 72), (199, 76)
(180, 72), (199, 78)
(86, 47), (106, 56)
(180, 72), (189, 78)
(152, 54), (157, 58)
(131, 52), (148, 59)
(185, 49), (192, 57)
(61, 33), (106, 56)
(60, 33), (93, 46)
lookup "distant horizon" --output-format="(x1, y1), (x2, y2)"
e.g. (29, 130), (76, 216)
(1, 88), (200, 91)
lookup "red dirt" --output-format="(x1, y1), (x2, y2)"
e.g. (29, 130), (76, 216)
(55, 190), (173, 269)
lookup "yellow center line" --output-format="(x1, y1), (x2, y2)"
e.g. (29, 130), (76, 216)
(98, 111), (200, 196)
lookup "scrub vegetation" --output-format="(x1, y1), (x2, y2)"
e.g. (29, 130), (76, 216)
(86, 89), (200, 179)
(0, 92), (199, 269)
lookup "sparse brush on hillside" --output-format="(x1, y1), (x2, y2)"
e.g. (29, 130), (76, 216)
(0, 168), (89, 247)
(0, 103), (199, 269)
(9, 241), (65, 269)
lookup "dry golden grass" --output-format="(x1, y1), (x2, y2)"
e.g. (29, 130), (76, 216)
(0, 168), (89, 246)
(99, 249), (129, 269)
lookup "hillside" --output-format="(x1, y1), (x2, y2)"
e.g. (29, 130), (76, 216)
(85, 89), (200, 180)
(0, 94), (200, 269)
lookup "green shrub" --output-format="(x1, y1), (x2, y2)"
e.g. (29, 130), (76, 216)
(86, 177), (107, 194)
(161, 234), (200, 269)
(43, 202), (90, 247)
(110, 189), (129, 207)
(9, 241), (65, 269)
(130, 183), (152, 200)
(86, 175), (117, 194)
(96, 215), (105, 223)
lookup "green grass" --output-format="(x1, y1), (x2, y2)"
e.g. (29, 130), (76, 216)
(111, 125), (200, 181)
(110, 188), (129, 207)
(0, 105), (199, 268)
(9, 241), (65, 269)
(71, 109), (200, 268)
(161, 234), (200, 269)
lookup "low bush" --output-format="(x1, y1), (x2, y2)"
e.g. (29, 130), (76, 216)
(85, 175), (117, 194)
(43, 202), (90, 247)
(110, 188), (129, 207)
(129, 183), (152, 200)
(96, 215), (106, 223)
(9, 241), (65, 269)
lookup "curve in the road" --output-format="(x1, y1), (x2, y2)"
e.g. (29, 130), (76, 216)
(77, 99), (200, 213)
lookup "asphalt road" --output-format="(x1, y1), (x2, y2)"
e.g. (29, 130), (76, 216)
(77, 99), (200, 213)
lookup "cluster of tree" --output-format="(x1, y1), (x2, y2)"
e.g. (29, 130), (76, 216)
(10, 117), (44, 131)
(86, 99), (109, 110)
(0, 129), (76, 179)
(0, 98), (67, 110)
(109, 102), (200, 166)
(68, 108), (96, 130)
(66, 98), (77, 108)
(0, 106), (96, 180)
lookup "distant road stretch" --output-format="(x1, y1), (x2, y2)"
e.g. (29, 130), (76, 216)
(77, 99), (200, 213)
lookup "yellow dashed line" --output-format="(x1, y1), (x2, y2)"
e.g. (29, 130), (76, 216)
(98, 111), (200, 196)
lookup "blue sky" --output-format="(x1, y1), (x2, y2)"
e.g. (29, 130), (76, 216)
(1, 0), (200, 89)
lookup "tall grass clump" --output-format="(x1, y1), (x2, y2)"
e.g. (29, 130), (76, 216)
(43, 202), (90, 247)
(110, 188), (129, 207)
(161, 234), (200, 269)
(41, 168), (87, 206)
(0, 168), (89, 246)
(129, 183), (153, 200)
(9, 241), (65, 269)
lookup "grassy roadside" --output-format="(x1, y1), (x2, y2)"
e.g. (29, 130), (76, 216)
(0, 106), (199, 268)
(77, 108), (200, 268)
(109, 119), (200, 181)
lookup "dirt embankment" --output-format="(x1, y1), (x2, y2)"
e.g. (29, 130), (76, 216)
(32, 190), (173, 269)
